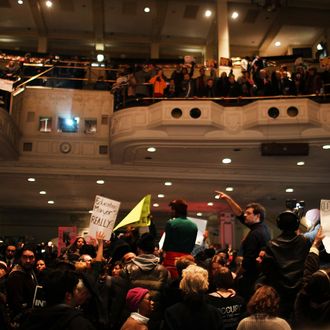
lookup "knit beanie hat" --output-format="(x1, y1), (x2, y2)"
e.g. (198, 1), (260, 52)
(126, 287), (149, 312)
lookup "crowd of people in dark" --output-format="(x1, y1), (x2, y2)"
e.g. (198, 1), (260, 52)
(0, 196), (328, 330)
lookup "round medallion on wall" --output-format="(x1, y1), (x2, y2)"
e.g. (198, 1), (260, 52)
(59, 142), (72, 154)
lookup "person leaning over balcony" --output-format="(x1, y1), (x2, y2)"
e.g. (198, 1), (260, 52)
(149, 68), (167, 97)
(215, 191), (271, 300)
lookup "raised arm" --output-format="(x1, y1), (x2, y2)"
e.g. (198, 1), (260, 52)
(215, 191), (243, 216)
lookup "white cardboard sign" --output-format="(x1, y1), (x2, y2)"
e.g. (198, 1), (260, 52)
(320, 199), (330, 253)
(89, 195), (120, 240)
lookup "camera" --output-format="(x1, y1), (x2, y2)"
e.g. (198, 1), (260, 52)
(285, 199), (305, 219)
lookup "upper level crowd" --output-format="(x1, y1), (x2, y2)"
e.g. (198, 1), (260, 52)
(1, 50), (330, 112)
(0, 196), (328, 330)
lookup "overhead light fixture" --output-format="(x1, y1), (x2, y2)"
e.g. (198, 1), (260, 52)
(222, 158), (232, 164)
(45, 0), (53, 8)
(144, 7), (150, 13)
(297, 161), (305, 166)
(17, 0), (24, 4)
(207, 202), (214, 206)
(214, 195), (220, 199)
(48, 200), (55, 204)
(204, 9), (212, 17)
(231, 11), (239, 19)
(97, 54), (104, 62)
(96, 180), (105, 185)
(317, 43), (324, 51)
(285, 188), (294, 193)
(153, 203), (159, 207)
(147, 147), (156, 153)
(164, 181), (172, 186)
(275, 41), (281, 47)
(197, 212), (203, 216)
(39, 191), (47, 195)
(158, 194), (165, 198)
(27, 177), (36, 182)
(322, 144), (330, 150)
(226, 187), (234, 192)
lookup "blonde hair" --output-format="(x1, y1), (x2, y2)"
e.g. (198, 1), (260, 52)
(180, 264), (209, 294)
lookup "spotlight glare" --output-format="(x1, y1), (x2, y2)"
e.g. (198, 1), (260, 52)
(204, 9), (212, 17)
(231, 11), (239, 19)
(45, 0), (53, 8)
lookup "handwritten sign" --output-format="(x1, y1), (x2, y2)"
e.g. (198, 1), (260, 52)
(89, 195), (120, 240)
(321, 199), (330, 253)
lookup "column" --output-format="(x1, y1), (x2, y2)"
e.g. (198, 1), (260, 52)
(151, 42), (160, 59)
(37, 36), (48, 53)
(217, 0), (230, 61)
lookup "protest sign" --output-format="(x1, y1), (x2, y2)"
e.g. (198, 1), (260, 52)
(320, 199), (330, 253)
(89, 195), (120, 240)
(0, 78), (14, 92)
(57, 226), (77, 256)
(113, 194), (151, 231)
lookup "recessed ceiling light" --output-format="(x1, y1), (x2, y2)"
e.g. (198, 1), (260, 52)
(96, 54), (104, 62)
(208, 202), (214, 206)
(197, 212), (203, 216)
(158, 194), (165, 198)
(88, 210), (93, 214)
(214, 195), (220, 199)
(297, 161), (305, 166)
(144, 7), (150, 13)
(153, 203), (159, 207)
(226, 187), (234, 192)
(39, 191), (47, 195)
(96, 180), (105, 185)
(27, 177), (36, 182)
(48, 200), (55, 204)
(17, 0), (24, 4)
(147, 147), (156, 153)
(45, 0), (53, 8)
(164, 181), (172, 186)
(275, 41), (281, 47)
(286, 188), (294, 193)
(322, 144), (330, 150)
(231, 11), (239, 19)
(222, 158), (232, 164)
(204, 10), (212, 17)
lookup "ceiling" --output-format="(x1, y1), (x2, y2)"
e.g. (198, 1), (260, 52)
(0, 0), (329, 59)
(0, 0), (330, 227)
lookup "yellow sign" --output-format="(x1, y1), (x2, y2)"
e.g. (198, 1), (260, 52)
(113, 195), (151, 231)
